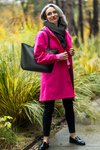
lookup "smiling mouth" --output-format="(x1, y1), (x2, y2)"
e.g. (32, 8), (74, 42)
(52, 17), (56, 20)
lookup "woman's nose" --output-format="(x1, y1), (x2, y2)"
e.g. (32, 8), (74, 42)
(51, 13), (55, 16)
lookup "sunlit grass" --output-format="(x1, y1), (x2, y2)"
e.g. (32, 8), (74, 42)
(0, 36), (43, 126)
(73, 35), (100, 76)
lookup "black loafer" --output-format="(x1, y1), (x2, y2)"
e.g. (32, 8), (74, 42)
(69, 136), (85, 145)
(38, 141), (49, 150)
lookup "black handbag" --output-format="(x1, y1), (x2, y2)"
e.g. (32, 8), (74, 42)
(21, 30), (58, 73)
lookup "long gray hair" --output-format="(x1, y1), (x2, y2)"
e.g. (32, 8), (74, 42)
(40, 4), (68, 29)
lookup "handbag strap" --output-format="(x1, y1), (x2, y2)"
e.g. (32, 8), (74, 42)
(41, 30), (50, 50)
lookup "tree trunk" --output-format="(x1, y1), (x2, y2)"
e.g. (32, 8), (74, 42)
(60, 0), (65, 13)
(79, 0), (84, 42)
(65, 0), (78, 37)
(20, 1), (29, 23)
(55, 0), (59, 6)
(88, 10), (92, 38)
(93, 0), (99, 36)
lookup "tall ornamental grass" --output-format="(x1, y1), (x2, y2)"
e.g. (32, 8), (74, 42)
(74, 74), (100, 123)
(0, 20), (43, 126)
(73, 36), (100, 76)
(72, 36), (100, 123)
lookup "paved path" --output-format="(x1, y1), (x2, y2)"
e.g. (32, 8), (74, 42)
(49, 122), (100, 150)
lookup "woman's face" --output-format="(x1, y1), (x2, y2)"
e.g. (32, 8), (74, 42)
(45, 6), (59, 26)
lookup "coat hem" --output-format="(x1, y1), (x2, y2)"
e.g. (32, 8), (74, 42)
(39, 95), (75, 101)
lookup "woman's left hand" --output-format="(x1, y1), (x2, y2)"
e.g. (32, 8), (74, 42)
(69, 48), (75, 56)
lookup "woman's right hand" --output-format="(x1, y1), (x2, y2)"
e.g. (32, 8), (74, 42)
(56, 52), (68, 61)
(62, 52), (68, 60)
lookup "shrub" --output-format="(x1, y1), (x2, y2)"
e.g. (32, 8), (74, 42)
(0, 116), (16, 149)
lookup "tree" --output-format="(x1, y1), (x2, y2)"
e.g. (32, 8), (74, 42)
(65, 0), (78, 37)
(86, 0), (93, 38)
(79, 0), (84, 42)
(55, 0), (59, 6)
(93, 0), (99, 36)
(88, 10), (92, 38)
(20, 0), (29, 19)
(59, 0), (65, 13)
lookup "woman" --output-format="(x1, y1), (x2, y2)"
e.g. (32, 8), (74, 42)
(34, 3), (85, 150)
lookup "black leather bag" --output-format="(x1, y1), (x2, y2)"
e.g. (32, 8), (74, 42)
(21, 30), (58, 73)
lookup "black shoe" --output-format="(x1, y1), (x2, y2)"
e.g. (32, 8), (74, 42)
(38, 141), (49, 150)
(69, 136), (85, 145)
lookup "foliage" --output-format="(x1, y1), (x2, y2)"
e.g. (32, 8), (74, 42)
(0, 116), (13, 128)
(74, 74), (100, 123)
(72, 35), (77, 44)
(0, 116), (16, 149)
(0, 19), (43, 126)
(73, 36), (100, 76)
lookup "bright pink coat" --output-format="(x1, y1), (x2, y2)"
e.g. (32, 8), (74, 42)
(34, 26), (75, 101)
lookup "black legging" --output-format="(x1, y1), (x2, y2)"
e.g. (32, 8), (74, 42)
(43, 98), (75, 136)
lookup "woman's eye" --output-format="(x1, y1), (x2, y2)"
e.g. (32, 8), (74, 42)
(47, 11), (57, 16)
(47, 13), (51, 16)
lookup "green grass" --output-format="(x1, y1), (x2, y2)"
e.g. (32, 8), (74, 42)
(0, 116), (16, 149)
(0, 39), (43, 126)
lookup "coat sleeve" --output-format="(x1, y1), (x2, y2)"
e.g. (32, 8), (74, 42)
(34, 31), (57, 65)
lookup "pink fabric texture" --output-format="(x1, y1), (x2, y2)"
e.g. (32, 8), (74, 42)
(34, 26), (75, 101)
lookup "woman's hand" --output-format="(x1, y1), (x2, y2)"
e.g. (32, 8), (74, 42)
(62, 52), (68, 60)
(69, 48), (75, 56)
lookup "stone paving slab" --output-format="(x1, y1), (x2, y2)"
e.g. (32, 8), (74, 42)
(49, 123), (100, 150)
(48, 147), (100, 150)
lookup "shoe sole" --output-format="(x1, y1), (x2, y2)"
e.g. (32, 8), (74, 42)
(70, 141), (85, 145)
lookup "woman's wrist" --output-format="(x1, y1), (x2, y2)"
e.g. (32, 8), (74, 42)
(56, 53), (63, 61)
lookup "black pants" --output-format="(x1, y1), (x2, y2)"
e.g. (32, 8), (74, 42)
(43, 98), (75, 136)
(43, 69), (75, 136)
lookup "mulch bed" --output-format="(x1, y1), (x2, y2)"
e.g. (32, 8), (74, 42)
(11, 116), (67, 150)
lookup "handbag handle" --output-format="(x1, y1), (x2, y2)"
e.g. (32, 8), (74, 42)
(41, 30), (50, 51)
